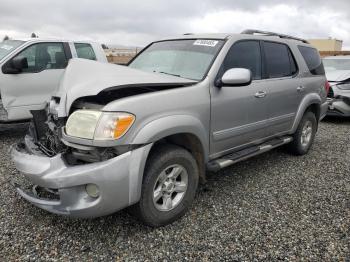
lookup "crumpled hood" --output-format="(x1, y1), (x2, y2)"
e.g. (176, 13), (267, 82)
(55, 58), (197, 117)
(326, 70), (350, 82)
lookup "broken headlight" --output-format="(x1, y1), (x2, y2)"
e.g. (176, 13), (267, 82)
(65, 110), (135, 140)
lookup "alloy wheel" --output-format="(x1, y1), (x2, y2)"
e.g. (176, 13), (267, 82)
(152, 164), (188, 212)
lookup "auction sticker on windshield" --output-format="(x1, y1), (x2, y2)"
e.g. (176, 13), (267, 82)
(193, 40), (218, 47)
(0, 45), (13, 50)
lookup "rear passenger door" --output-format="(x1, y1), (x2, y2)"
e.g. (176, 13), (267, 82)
(262, 41), (300, 136)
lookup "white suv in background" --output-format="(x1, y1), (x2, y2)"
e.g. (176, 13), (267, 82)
(0, 38), (107, 123)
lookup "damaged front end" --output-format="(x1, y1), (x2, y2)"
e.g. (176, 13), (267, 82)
(27, 97), (130, 164)
(11, 96), (152, 218)
(10, 58), (195, 217)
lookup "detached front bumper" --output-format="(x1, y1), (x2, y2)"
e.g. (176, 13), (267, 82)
(11, 140), (152, 218)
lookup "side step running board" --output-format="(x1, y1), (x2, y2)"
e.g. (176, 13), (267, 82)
(207, 137), (293, 172)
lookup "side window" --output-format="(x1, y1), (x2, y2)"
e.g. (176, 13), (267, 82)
(220, 40), (262, 80)
(14, 43), (68, 73)
(263, 42), (297, 78)
(298, 46), (325, 75)
(74, 43), (97, 60)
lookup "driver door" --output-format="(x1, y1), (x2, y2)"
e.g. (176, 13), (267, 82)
(0, 42), (69, 121)
(210, 40), (269, 157)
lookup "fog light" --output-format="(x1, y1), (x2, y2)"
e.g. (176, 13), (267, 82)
(86, 184), (100, 198)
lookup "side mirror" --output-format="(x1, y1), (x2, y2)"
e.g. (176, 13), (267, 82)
(12, 57), (28, 71)
(2, 57), (28, 74)
(217, 68), (252, 87)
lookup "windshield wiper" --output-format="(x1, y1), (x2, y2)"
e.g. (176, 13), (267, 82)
(153, 70), (197, 81)
(158, 71), (182, 78)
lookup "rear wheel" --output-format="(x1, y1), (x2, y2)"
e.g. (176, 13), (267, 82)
(287, 111), (317, 155)
(132, 144), (199, 227)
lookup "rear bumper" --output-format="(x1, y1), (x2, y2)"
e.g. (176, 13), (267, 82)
(11, 140), (152, 218)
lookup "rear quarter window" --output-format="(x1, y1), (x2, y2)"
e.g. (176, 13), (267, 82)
(298, 46), (325, 75)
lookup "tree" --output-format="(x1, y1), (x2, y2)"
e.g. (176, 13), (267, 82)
(31, 32), (38, 38)
(3, 35), (9, 41)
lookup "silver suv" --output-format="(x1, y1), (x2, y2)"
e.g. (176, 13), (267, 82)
(11, 30), (328, 227)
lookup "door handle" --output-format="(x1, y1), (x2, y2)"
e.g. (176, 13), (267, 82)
(254, 91), (267, 98)
(297, 86), (305, 92)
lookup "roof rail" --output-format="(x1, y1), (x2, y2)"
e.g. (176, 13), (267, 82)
(241, 29), (309, 44)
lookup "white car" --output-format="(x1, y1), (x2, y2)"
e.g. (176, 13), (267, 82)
(0, 38), (107, 122)
(323, 56), (350, 117)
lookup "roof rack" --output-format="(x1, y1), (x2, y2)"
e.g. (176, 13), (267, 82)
(241, 29), (309, 44)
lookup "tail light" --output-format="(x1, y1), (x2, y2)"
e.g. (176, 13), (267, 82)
(325, 81), (330, 95)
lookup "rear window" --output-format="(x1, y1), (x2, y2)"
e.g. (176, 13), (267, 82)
(74, 43), (97, 61)
(298, 46), (325, 75)
(263, 41), (298, 78)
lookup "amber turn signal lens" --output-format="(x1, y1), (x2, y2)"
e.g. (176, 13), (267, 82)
(113, 115), (135, 139)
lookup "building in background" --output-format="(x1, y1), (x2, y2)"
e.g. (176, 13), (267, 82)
(105, 47), (141, 64)
(308, 38), (350, 57)
(308, 38), (343, 51)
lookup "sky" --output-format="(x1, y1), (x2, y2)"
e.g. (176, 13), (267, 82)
(1, 0), (350, 48)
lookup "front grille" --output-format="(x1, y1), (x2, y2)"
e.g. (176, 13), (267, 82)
(328, 87), (334, 98)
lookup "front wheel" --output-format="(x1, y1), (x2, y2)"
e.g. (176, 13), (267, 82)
(287, 111), (317, 155)
(132, 144), (199, 227)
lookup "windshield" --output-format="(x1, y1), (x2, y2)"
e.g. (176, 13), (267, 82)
(129, 39), (224, 81)
(0, 40), (25, 61)
(323, 58), (350, 71)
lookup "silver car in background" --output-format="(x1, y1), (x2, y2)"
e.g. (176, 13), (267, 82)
(323, 56), (350, 117)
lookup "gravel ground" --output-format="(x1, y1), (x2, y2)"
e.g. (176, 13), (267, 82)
(0, 118), (349, 261)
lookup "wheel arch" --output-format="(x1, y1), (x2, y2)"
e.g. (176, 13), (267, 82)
(131, 115), (209, 162)
(148, 132), (206, 183)
(291, 94), (322, 133)
(129, 115), (208, 204)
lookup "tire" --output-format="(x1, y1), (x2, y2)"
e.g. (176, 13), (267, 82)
(287, 111), (317, 155)
(132, 144), (199, 227)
